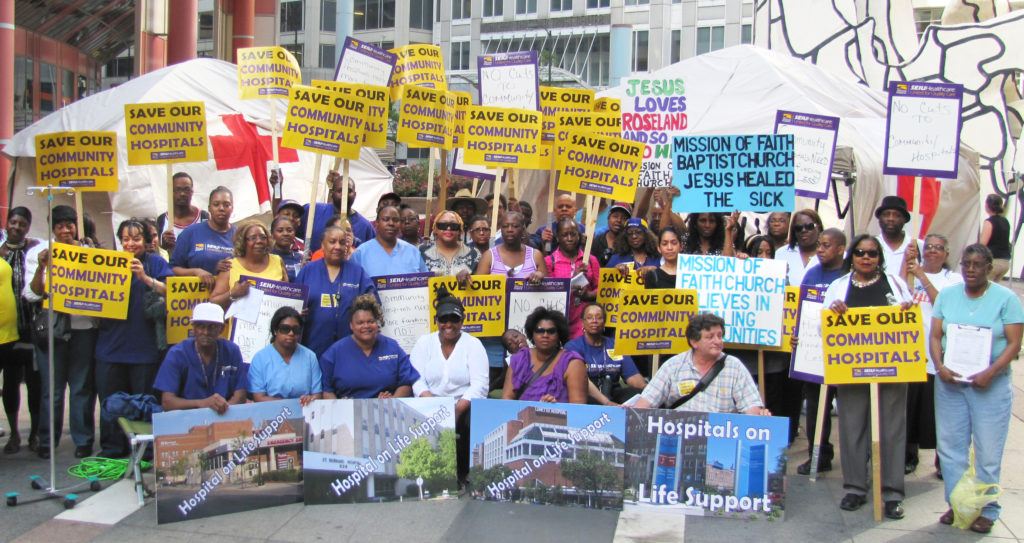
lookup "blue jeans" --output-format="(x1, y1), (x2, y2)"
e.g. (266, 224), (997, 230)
(935, 369), (1012, 520)
(36, 329), (97, 450)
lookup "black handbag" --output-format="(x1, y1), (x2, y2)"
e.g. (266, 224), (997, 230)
(31, 307), (71, 351)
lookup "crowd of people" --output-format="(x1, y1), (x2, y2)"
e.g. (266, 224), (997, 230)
(0, 171), (1018, 532)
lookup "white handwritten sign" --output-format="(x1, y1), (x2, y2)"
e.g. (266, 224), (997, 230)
(775, 111), (839, 200)
(230, 277), (308, 364)
(789, 286), (827, 383)
(883, 81), (963, 179)
(373, 273), (432, 354)
(335, 37), (397, 87)
(477, 51), (540, 110)
(505, 278), (569, 335)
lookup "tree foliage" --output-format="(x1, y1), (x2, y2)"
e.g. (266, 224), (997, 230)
(396, 430), (458, 492)
(560, 451), (620, 508)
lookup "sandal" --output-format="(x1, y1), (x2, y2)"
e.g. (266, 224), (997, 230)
(970, 517), (994, 534)
(3, 434), (20, 454)
(939, 509), (954, 525)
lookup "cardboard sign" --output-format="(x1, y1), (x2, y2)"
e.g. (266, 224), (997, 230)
(594, 97), (621, 113)
(883, 81), (964, 178)
(49, 243), (131, 319)
(396, 86), (456, 150)
(428, 275), (506, 337)
(462, 106), (542, 169)
(596, 267), (645, 326)
(311, 80), (390, 149)
(373, 273), (432, 355)
(505, 278), (570, 335)
(672, 135), (795, 213)
(477, 51), (540, 110)
(237, 46), (302, 99)
(676, 255), (787, 347)
(623, 408), (788, 520)
(389, 44), (447, 100)
(614, 289), (698, 355)
(154, 400), (303, 523)
(540, 87), (596, 143)
(727, 286), (799, 353)
(451, 91), (473, 148)
(34, 131), (118, 191)
(281, 85), (368, 159)
(556, 131), (642, 202)
(304, 398), (456, 504)
(469, 399), (626, 510)
(228, 277), (308, 364)
(621, 76), (688, 188)
(821, 305), (927, 385)
(335, 37), (397, 87)
(124, 101), (208, 165)
(774, 111), (839, 199)
(789, 286), (827, 384)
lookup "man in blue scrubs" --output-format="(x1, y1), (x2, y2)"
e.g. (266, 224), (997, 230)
(301, 171), (376, 253)
(152, 303), (247, 414)
(350, 205), (428, 277)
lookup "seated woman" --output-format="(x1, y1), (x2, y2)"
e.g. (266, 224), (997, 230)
(565, 304), (647, 405)
(248, 307), (322, 406)
(501, 307), (587, 404)
(319, 295), (419, 399)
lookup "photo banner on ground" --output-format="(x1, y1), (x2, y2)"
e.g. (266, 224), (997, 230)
(789, 286), (827, 383)
(477, 51), (540, 110)
(620, 76), (688, 188)
(596, 267), (645, 326)
(281, 85), (368, 159)
(303, 398), (456, 504)
(34, 131), (118, 191)
(623, 408), (787, 521)
(389, 44), (446, 100)
(124, 101), (208, 165)
(49, 242), (131, 319)
(671, 134), (795, 213)
(505, 278), (570, 335)
(462, 105), (542, 169)
(236, 46), (301, 99)
(427, 275), (506, 337)
(774, 111), (839, 200)
(396, 86), (456, 150)
(335, 37), (397, 87)
(821, 305), (927, 385)
(154, 399), (304, 524)
(883, 81), (964, 179)
(228, 277), (308, 364)
(555, 130), (642, 202)
(468, 399), (626, 510)
(613, 288), (698, 355)
(311, 80), (390, 149)
(374, 273), (432, 355)
(676, 255), (787, 347)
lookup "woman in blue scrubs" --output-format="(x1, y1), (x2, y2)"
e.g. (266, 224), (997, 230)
(169, 186), (236, 290)
(319, 295), (419, 399)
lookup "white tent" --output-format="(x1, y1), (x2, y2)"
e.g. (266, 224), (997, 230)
(3, 58), (392, 244)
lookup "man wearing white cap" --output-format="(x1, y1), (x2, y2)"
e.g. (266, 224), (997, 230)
(152, 303), (247, 414)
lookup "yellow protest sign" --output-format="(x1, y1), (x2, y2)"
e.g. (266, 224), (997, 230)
(556, 130), (642, 201)
(49, 243), (131, 319)
(727, 286), (799, 353)
(535, 112), (622, 170)
(540, 87), (595, 144)
(594, 97), (621, 112)
(463, 106), (542, 169)
(124, 102), (208, 165)
(237, 46), (301, 99)
(613, 288), (699, 355)
(166, 277), (211, 344)
(396, 86), (456, 150)
(281, 85), (368, 159)
(596, 267), (645, 326)
(389, 44), (447, 100)
(428, 275), (506, 337)
(34, 131), (118, 191)
(311, 80), (390, 148)
(822, 305), (927, 385)
(451, 91), (473, 148)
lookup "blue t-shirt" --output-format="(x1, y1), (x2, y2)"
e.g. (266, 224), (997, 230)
(272, 248), (303, 282)
(801, 264), (845, 290)
(169, 221), (236, 275)
(301, 203), (376, 253)
(606, 251), (660, 268)
(350, 238), (428, 278)
(95, 253), (173, 364)
(565, 335), (639, 383)
(152, 338), (248, 401)
(248, 343), (322, 398)
(933, 282), (1024, 365)
(295, 259), (376, 357)
(319, 335), (420, 398)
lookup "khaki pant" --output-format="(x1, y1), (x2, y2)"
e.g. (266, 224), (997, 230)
(989, 258), (1010, 282)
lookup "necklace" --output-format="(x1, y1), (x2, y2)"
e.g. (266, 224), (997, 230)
(850, 272), (881, 288)
(4, 240), (25, 250)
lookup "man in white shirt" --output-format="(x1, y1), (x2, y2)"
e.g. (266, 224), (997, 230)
(874, 195), (923, 273)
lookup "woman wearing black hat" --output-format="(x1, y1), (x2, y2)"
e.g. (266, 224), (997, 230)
(409, 290), (488, 483)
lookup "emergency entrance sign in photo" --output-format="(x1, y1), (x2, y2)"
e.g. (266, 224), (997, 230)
(125, 102), (208, 165)
(35, 131), (117, 191)
(281, 85), (368, 159)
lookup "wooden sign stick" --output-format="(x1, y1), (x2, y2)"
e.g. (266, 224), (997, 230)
(808, 384), (829, 482)
(425, 147), (438, 237)
(74, 191), (85, 243)
(438, 149), (450, 213)
(165, 163), (174, 233)
(340, 159), (351, 217)
(757, 349), (767, 405)
(651, 353), (661, 376)
(303, 153), (324, 259)
(582, 196), (600, 263)
(489, 168), (504, 240)
(870, 382), (883, 521)
(906, 177), (922, 289)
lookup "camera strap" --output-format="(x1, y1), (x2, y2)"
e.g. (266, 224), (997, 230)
(667, 354), (727, 410)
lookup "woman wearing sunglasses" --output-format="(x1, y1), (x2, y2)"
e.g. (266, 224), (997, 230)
(775, 209), (823, 286)
(420, 211), (479, 282)
(502, 307), (587, 404)
(210, 219), (288, 309)
(822, 233), (913, 520)
(249, 306), (322, 406)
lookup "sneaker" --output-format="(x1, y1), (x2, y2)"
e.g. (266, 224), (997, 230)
(884, 501), (904, 520)
(796, 458), (832, 475)
(839, 493), (866, 511)
(970, 517), (994, 534)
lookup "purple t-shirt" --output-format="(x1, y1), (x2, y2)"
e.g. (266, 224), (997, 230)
(509, 348), (582, 403)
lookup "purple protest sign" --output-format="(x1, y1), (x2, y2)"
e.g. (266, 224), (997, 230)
(789, 286), (827, 384)
(477, 51), (540, 110)
(450, 148), (506, 182)
(506, 278), (570, 335)
(774, 110), (839, 200)
(334, 37), (397, 87)
(882, 81), (964, 179)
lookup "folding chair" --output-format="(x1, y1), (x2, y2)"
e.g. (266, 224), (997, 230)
(117, 418), (154, 506)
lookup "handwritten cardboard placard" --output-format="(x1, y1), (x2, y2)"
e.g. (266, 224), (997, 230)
(883, 81), (964, 179)
(335, 37), (397, 87)
(373, 273), (432, 355)
(281, 85), (368, 159)
(613, 289), (698, 355)
(774, 111), (839, 200)
(311, 80), (390, 149)
(505, 278), (570, 335)
(428, 275), (507, 337)
(125, 102), (208, 165)
(396, 86), (456, 150)
(462, 106), (542, 169)
(477, 51), (540, 110)
(389, 44), (447, 100)
(237, 46), (302, 99)
(35, 131), (117, 191)
(49, 243), (131, 318)
(789, 286), (827, 383)
(229, 276), (308, 364)
(821, 305), (927, 385)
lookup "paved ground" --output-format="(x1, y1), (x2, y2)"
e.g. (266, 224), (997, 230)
(3, 281), (1024, 542)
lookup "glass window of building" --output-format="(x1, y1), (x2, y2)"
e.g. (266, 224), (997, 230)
(77, 75), (87, 101)
(914, 7), (944, 39)
(625, 0), (649, 5)
(355, 0), (396, 30)
(671, 29), (681, 63)
(199, 12), (214, 39)
(280, 0), (303, 32)
(14, 56), (32, 131)
(484, 0), (503, 17)
(40, 63), (56, 113)
(587, 0), (610, 7)
(516, 0), (537, 15)
(551, 0), (572, 11)
(61, 68), (74, 106)
(696, 25), (724, 55)
(283, 43), (304, 65)
(632, 30), (648, 72)
(451, 41), (471, 70)
(452, 0), (470, 19)
(585, 34), (610, 87)
(322, 1), (336, 32)
(741, 24), (752, 44)
(319, 44), (336, 68)
(410, 0), (433, 29)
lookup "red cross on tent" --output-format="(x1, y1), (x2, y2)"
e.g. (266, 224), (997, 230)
(209, 113), (298, 207)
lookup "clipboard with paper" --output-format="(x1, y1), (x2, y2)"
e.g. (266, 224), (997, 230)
(943, 323), (991, 381)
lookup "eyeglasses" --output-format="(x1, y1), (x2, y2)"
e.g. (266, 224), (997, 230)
(276, 325), (302, 335)
(438, 314), (463, 324)
(471, 227), (491, 234)
(246, 234), (269, 242)
(793, 223), (817, 232)
(924, 243), (946, 251)
(853, 249), (879, 258)
(534, 327), (558, 336)
(436, 222), (460, 232)
(961, 260), (989, 270)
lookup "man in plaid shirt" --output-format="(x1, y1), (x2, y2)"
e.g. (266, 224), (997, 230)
(633, 313), (769, 415)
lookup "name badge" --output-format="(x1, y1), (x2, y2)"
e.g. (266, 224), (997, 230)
(606, 349), (622, 361)
(677, 380), (698, 396)
(320, 293), (335, 308)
